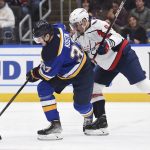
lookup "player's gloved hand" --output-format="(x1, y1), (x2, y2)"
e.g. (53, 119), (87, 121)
(26, 66), (40, 82)
(97, 40), (110, 55)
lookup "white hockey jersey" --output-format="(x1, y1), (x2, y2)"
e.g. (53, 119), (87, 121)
(72, 19), (128, 70)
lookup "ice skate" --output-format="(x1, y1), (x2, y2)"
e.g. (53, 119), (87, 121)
(37, 120), (63, 140)
(83, 113), (93, 132)
(84, 114), (109, 136)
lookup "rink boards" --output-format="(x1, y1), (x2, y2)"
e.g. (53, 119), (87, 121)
(0, 44), (150, 102)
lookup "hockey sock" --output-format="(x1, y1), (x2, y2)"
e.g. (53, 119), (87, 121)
(92, 100), (106, 118)
(40, 95), (60, 121)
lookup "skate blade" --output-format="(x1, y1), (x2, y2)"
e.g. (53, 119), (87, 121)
(37, 133), (63, 140)
(84, 128), (109, 136)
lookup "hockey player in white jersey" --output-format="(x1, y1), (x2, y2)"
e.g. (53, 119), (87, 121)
(69, 8), (150, 136)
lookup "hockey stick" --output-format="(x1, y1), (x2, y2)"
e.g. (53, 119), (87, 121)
(0, 79), (29, 117)
(92, 0), (126, 60)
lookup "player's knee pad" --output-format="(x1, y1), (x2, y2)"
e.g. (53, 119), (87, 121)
(92, 83), (105, 103)
(38, 81), (59, 121)
(37, 81), (54, 98)
(135, 79), (150, 93)
(74, 102), (93, 117)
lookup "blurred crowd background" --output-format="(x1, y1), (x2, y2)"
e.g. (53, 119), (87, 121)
(0, 0), (150, 45)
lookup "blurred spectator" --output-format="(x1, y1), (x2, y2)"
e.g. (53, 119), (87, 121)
(130, 0), (150, 30)
(6, 0), (41, 23)
(121, 15), (148, 44)
(107, 0), (128, 28)
(0, 0), (15, 44)
(0, 0), (15, 28)
(90, 0), (112, 11)
(6, 0), (41, 43)
(82, 0), (93, 18)
(20, 0), (30, 17)
(124, 0), (136, 11)
(89, 0), (112, 20)
(6, 0), (29, 18)
(76, 0), (82, 8)
(144, 0), (150, 8)
(29, 0), (41, 23)
(82, 0), (89, 11)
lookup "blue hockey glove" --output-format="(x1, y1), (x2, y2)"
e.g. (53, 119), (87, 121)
(97, 40), (110, 55)
(26, 66), (40, 82)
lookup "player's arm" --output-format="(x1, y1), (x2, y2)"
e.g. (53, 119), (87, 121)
(38, 58), (63, 81)
(26, 65), (41, 82)
(26, 56), (63, 82)
(97, 20), (123, 55)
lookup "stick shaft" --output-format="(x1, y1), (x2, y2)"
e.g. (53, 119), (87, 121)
(0, 79), (29, 116)
(93, 0), (126, 60)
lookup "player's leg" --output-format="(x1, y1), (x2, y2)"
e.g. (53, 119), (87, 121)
(92, 83), (106, 118)
(73, 82), (94, 134)
(86, 65), (118, 135)
(92, 65), (107, 119)
(119, 47), (150, 94)
(72, 60), (94, 133)
(135, 79), (150, 93)
(90, 83), (109, 135)
(37, 80), (62, 140)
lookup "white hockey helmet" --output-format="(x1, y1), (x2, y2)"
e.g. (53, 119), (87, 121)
(69, 8), (89, 29)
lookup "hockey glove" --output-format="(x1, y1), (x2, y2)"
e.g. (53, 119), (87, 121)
(97, 40), (110, 55)
(26, 66), (40, 83)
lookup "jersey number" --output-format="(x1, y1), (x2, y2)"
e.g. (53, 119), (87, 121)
(71, 45), (83, 63)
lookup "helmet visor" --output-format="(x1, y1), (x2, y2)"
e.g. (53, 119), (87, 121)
(69, 22), (80, 30)
(33, 36), (43, 44)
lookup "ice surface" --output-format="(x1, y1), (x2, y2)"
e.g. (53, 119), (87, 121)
(0, 102), (150, 150)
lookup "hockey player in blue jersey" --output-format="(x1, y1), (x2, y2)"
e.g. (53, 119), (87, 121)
(26, 20), (94, 140)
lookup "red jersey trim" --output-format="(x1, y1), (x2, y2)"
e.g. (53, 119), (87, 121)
(108, 39), (128, 71)
(97, 30), (111, 38)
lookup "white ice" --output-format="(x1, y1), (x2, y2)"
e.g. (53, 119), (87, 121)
(0, 102), (150, 150)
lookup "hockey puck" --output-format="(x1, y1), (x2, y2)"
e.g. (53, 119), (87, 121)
(0, 135), (2, 140)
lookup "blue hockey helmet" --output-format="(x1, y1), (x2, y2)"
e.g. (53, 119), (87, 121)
(32, 20), (54, 38)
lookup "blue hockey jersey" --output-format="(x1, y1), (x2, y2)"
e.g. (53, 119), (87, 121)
(38, 24), (87, 80)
